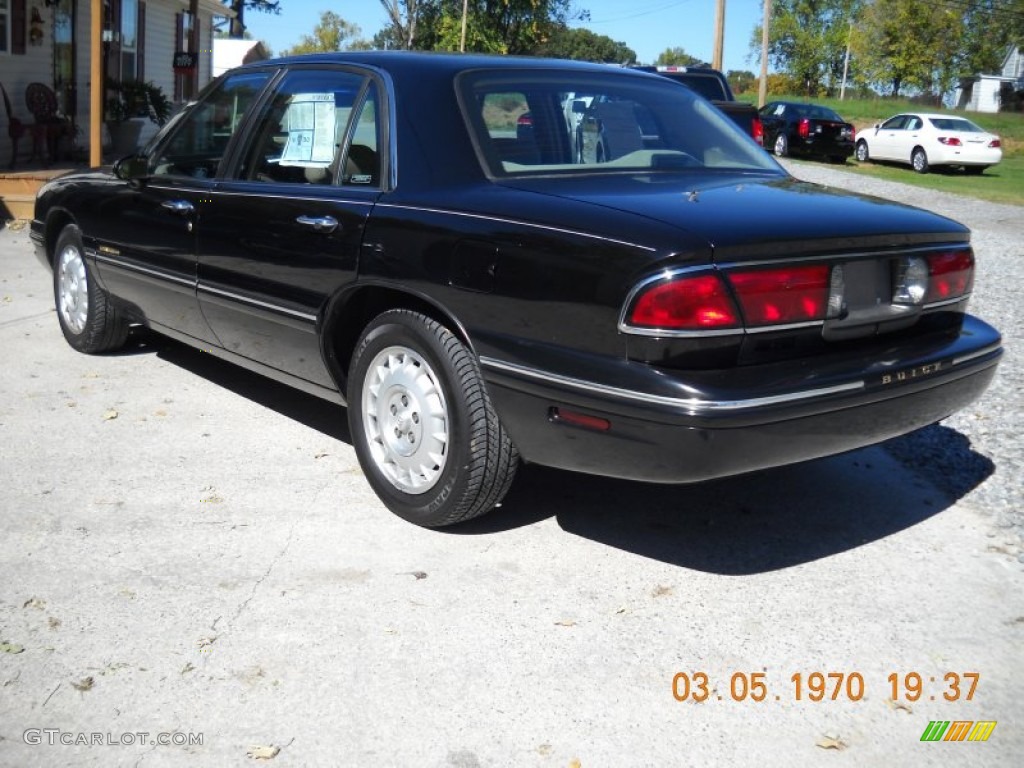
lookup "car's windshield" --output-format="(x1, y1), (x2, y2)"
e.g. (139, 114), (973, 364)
(458, 69), (778, 178)
(928, 117), (985, 132)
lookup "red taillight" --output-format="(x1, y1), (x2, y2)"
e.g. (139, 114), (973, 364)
(798, 118), (810, 139)
(989, 138), (1001, 148)
(926, 250), (974, 303)
(727, 266), (829, 326)
(938, 136), (962, 146)
(752, 116), (764, 146)
(629, 274), (740, 330)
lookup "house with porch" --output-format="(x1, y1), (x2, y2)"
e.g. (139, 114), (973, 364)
(1, 0), (228, 168)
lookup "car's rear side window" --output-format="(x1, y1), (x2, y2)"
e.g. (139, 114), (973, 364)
(235, 69), (377, 186)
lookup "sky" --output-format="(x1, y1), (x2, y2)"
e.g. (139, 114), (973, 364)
(243, 0), (766, 73)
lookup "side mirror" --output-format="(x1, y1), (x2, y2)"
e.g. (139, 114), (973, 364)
(113, 154), (150, 183)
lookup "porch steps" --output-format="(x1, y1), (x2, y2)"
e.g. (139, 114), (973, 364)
(0, 168), (75, 220)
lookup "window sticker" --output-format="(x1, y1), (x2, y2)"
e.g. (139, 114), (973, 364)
(280, 93), (338, 167)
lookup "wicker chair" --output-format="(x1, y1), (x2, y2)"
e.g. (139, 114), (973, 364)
(25, 82), (73, 165)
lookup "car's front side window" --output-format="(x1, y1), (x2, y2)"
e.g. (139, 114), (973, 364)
(236, 69), (377, 186)
(881, 116), (907, 130)
(149, 72), (272, 179)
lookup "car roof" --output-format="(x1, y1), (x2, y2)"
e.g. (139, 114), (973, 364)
(237, 50), (655, 80)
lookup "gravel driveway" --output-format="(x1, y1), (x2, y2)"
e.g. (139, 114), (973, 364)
(0, 164), (1021, 767)
(780, 159), (1022, 537)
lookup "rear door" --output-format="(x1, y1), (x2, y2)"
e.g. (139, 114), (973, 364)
(195, 67), (385, 388)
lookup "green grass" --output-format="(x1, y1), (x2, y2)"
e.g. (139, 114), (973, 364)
(751, 93), (1024, 206)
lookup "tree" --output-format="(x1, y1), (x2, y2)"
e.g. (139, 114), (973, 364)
(852, 0), (963, 100)
(280, 11), (369, 55)
(225, 0), (281, 39)
(379, 0), (420, 49)
(409, 0), (588, 55)
(655, 47), (702, 67)
(727, 70), (757, 94)
(749, 0), (862, 96)
(534, 26), (635, 63)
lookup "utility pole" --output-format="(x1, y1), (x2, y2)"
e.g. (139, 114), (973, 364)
(840, 20), (852, 100)
(758, 0), (772, 109)
(712, 0), (726, 70)
(460, 0), (468, 52)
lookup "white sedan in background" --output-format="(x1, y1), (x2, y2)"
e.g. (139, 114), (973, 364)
(855, 112), (1002, 174)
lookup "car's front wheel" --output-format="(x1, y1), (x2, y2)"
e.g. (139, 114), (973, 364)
(855, 140), (869, 163)
(53, 224), (130, 353)
(347, 310), (518, 527)
(774, 133), (788, 157)
(912, 147), (929, 173)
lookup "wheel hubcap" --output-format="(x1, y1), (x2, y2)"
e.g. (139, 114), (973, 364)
(57, 245), (89, 334)
(775, 136), (785, 155)
(362, 345), (449, 494)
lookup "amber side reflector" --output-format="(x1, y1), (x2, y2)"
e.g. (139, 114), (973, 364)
(549, 407), (611, 432)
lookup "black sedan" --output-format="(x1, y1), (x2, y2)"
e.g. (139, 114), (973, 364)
(31, 53), (1001, 527)
(759, 101), (856, 162)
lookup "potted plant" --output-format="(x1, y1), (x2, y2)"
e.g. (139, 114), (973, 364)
(105, 79), (172, 156)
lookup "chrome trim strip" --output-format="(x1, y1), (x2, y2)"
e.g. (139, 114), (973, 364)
(746, 319), (825, 334)
(715, 243), (971, 271)
(197, 284), (318, 323)
(375, 203), (657, 252)
(479, 356), (865, 412)
(146, 184), (377, 206)
(953, 343), (1002, 367)
(90, 251), (195, 288)
(622, 324), (742, 339)
(923, 294), (971, 310)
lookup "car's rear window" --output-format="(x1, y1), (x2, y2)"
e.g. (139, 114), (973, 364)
(457, 69), (778, 178)
(928, 117), (984, 132)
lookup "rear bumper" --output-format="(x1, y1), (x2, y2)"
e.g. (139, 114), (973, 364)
(481, 316), (1001, 483)
(932, 146), (1002, 167)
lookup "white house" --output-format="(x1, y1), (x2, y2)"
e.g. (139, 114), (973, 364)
(955, 46), (1024, 113)
(1, 0), (228, 166)
(212, 37), (267, 77)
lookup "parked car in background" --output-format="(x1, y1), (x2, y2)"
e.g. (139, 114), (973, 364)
(31, 53), (1002, 528)
(635, 65), (764, 147)
(758, 101), (856, 163)
(855, 113), (1002, 174)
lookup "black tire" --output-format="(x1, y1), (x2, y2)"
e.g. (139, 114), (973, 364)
(53, 224), (130, 353)
(773, 132), (788, 158)
(347, 309), (518, 527)
(855, 140), (869, 163)
(912, 147), (929, 174)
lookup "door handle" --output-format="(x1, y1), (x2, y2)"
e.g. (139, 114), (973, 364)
(296, 215), (339, 234)
(161, 199), (195, 215)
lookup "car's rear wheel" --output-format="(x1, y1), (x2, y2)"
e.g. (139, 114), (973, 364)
(347, 309), (518, 527)
(774, 133), (788, 157)
(53, 224), (130, 354)
(855, 140), (869, 163)
(912, 147), (929, 173)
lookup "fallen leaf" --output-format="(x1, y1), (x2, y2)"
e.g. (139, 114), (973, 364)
(102, 409), (118, 421)
(568, 759), (582, 768)
(23, 597), (45, 610)
(247, 745), (280, 760)
(180, 662), (195, 675)
(815, 735), (846, 750)
(71, 676), (94, 692)
(201, 494), (224, 504)
(614, 606), (628, 614)
(154, 409), (167, 417)
(886, 697), (913, 714)
(47, 617), (60, 630)
(383, 628), (398, 635)
(314, 452), (329, 459)
(2, 296), (11, 303)
(411, 571), (427, 580)
(82, 372), (100, 379)
(0, 642), (25, 654)
(554, 620), (576, 627)
(537, 744), (553, 756)
(651, 585), (673, 598)
(197, 636), (216, 650)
